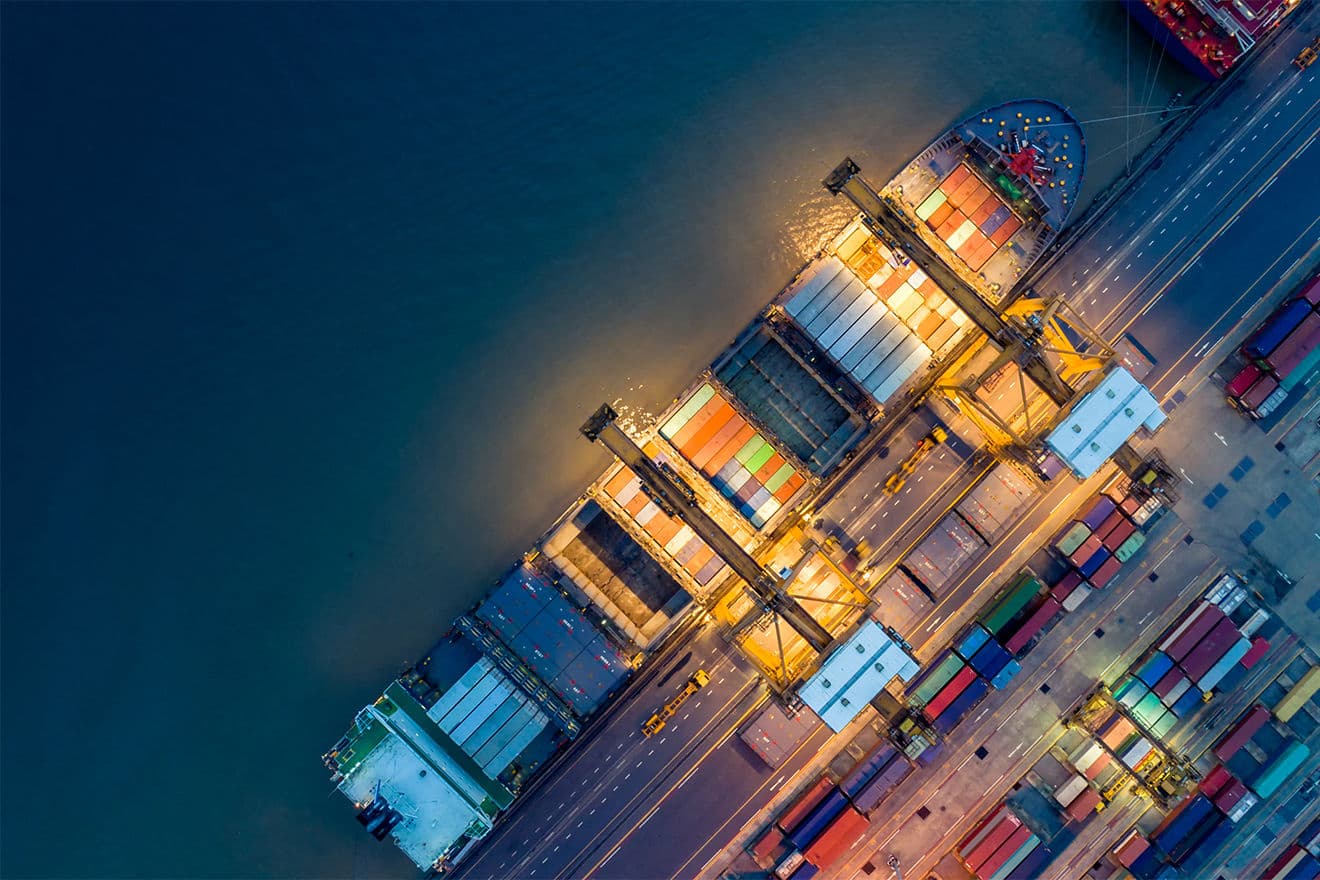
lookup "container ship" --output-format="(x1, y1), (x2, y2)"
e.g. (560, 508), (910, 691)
(322, 99), (1086, 875)
(1122, 0), (1297, 80)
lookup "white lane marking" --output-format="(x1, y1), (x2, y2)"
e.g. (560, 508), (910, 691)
(1179, 467), (1195, 485)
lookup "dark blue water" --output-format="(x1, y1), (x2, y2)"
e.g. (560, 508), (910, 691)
(1, 4), (1192, 877)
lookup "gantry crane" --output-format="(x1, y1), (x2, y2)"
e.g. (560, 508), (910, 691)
(581, 404), (834, 653)
(822, 158), (1114, 448)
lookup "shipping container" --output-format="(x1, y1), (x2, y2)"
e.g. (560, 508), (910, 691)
(1214, 778), (1248, 815)
(980, 573), (1045, 637)
(1265, 311), (1320, 377)
(1100, 516), (1137, 551)
(802, 805), (868, 870)
(1089, 556), (1124, 589)
(840, 742), (896, 798)
(1228, 791), (1259, 823)
(1054, 522), (1092, 557)
(1095, 509), (1126, 544)
(1168, 811), (1226, 866)
(1198, 638), (1252, 692)
(1080, 495), (1118, 531)
(1179, 617), (1242, 681)
(1004, 597), (1061, 655)
(1069, 534), (1104, 568)
(1261, 846), (1311, 880)
(1115, 677), (1150, 709)
(1301, 815), (1320, 855)
(774, 850), (805, 880)
(1051, 569), (1085, 600)
(1100, 714), (1137, 750)
(1115, 531), (1146, 563)
(979, 826), (1033, 880)
(959, 805), (1015, 858)
(1153, 794), (1213, 854)
(1171, 686), (1203, 718)
(1252, 741), (1312, 798)
(1281, 344), (1320, 392)
(777, 776), (834, 834)
(1078, 546), (1111, 578)
(1128, 846), (1165, 880)
(752, 826), (786, 865)
(1004, 843), (1052, 880)
(1206, 573), (1240, 604)
(1276, 667), (1320, 722)
(1122, 736), (1154, 769)
(1071, 741), (1105, 774)
(1113, 831), (1150, 868)
(1240, 374), (1281, 413)
(1065, 787), (1102, 822)
(990, 660), (1020, 689)
(1062, 583), (1093, 612)
(934, 677), (990, 734)
(1199, 764), (1233, 798)
(786, 860), (819, 880)
(984, 835), (1039, 880)
(1241, 610), (1271, 638)
(1137, 653), (1176, 687)
(1162, 603), (1223, 661)
(908, 651), (965, 707)
(969, 639), (1012, 679)
(1244, 299), (1313, 358)
(1220, 587), (1249, 616)
(1153, 667), (1187, 700)
(1226, 363), (1264, 398)
(1054, 775), (1088, 807)
(924, 666), (978, 721)
(1179, 816), (1235, 876)
(957, 624), (992, 661)
(851, 754), (912, 814)
(964, 814), (1022, 873)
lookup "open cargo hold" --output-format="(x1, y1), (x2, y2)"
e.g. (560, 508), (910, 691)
(777, 776), (835, 833)
(934, 677), (989, 733)
(1276, 666), (1320, 722)
(1003, 595), (1061, 655)
(851, 754), (912, 814)
(1252, 741), (1312, 798)
(1244, 298), (1313, 358)
(1264, 310), (1320, 377)
(980, 573), (1045, 637)
(802, 805), (868, 869)
(786, 788), (849, 849)
(841, 742), (896, 798)
(908, 651), (965, 707)
(923, 666), (978, 721)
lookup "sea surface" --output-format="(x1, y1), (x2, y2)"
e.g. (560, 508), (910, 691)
(0, 3), (1192, 877)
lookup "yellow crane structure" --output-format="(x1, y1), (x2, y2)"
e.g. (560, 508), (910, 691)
(885, 426), (948, 494)
(642, 670), (709, 737)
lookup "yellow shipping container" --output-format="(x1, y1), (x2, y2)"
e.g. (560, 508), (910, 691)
(1275, 666), (1320, 723)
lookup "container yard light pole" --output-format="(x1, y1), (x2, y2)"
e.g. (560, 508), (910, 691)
(887, 852), (904, 879)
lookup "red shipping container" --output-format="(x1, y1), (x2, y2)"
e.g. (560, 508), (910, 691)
(1153, 668), (1187, 699)
(1084, 749), (1112, 780)
(1120, 495), (1141, 516)
(1199, 765), (1233, 797)
(1096, 509), (1126, 543)
(923, 666), (977, 721)
(1181, 617), (1242, 681)
(776, 776), (834, 833)
(979, 825), (1033, 878)
(1213, 705), (1270, 762)
(964, 815), (1021, 872)
(1065, 787), (1102, 822)
(1005, 596), (1062, 655)
(1299, 274), (1320, 306)
(1214, 778), (1248, 814)
(1226, 363), (1264, 398)
(1052, 569), (1085, 600)
(1089, 557), (1123, 589)
(927, 201), (955, 230)
(1239, 374), (1280, 411)
(751, 825), (785, 865)
(1240, 636), (1269, 669)
(1164, 605), (1225, 662)
(803, 805), (868, 869)
(959, 805), (1014, 858)
(961, 187), (993, 221)
(1113, 831), (1150, 868)
(1101, 517), (1137, 551)
(989, 214), (1021, 245)
(967, 237), (999, 272)
(1266, 311), (1320, 379)
(942, 163), (972, 193)
(1069, 534), (1104, 567)
(969, 194), (999, 228)
(936, 211), (965, 241)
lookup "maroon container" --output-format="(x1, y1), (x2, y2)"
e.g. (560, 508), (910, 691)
(1089, 557), (1123, 589)
(1153, 668), (1186, 699)
(1239, 374), (1280, 411)
(1213, 705), (1269, 762)
(1214, 779), (1248, 814)
(1101, 517), (1137, 551)
(1180, 617), (1241, 681)
(1240, 636), (1269, 670)
(1265, 311), (1320, 380)
(1226, 363), (1264, 398)
(1164, 605), (1225, 662)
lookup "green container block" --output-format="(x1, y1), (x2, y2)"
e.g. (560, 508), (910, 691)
(1056, 522), (1091, 556)
(745, 440), (777, 474)
(734, 436), (765, 466)
(981, 573), (1044, 637)
(1115, 677), (1148, 709)
(1116, 532), (1147, 563)
(765, 462), (796, 494)
(912, 654), (965, 707)
(1134, 692), (1165, 727)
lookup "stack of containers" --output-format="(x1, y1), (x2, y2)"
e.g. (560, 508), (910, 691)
(1258, 844), (1320, 880)
(1212, 705), (1270, 762)
(956, 803), (1045, 880)
(1232, 278), (1320, 420)
(1053, 774), (1102, 822)
(774, 776), (834, 836)
(1150, 793), (1226, 868)
(849, 752), (914, 815)
(1069, 741), (1113, 781)
(783, 786), (848, 854)
(801, 805), (868, 872)
(1052, 494), (1145, 589)
(1051, 569), (1092, 613)
(915, 164), (1021, 272)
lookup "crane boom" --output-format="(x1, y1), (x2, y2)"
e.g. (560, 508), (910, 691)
(582, 404), (833, 652)
(822, 157), (1076, 407)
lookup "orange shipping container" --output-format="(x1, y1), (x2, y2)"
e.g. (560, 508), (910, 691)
(990, 215), (1022, 246)
(670, 395), (727, 450)
(776, 776), (835, 833)
(691, 414), (747, 471)
(928, 201), (955, 229)
(942, 163), (972, 192)
(961, 186), (992, 220)
(950, 174), (982, 208)
(701, 423), (756, 476)
(681, 403), (736, 459)
(970, 196), (1000, 228)
(803, 806), (869, 870)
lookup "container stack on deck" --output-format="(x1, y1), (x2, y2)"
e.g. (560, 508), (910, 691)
(1227, 274), (1320, 420)
(956, 802), (1051, 880)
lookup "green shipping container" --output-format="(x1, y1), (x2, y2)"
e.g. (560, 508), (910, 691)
(1252, 741), (1311, 798)
(981, 573), (1045, 637)
(1055, 522), (1091, 557)
(1115, 531), (1147, 563)
(913, 654), (965, 707)
(1280, 344), (1320, 391)
(662, 384), (716, 436)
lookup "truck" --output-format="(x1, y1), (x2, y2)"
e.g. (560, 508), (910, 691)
(884, 427), (947, 494)
(642, 669), (708, 737)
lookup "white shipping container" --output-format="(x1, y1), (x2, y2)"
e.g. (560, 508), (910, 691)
(1063, 584), (1093, 613)
(1240, 609), (1271, 638)
(1219, 587), (1248, 616)
(1207, 574), (1240, 605)
(1070, 742), (1105, 774)
(1121, 737), (1153, 769)
(1228, 793), (1259, 823)
(1054, 775), (1088, 807)
(774, 851), (805, 879)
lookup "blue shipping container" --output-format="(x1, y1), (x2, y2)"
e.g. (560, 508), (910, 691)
(787, 789), (848, 849)
(1177, 817), (1234, 876)
(1079, 546), (1111, 578)
(1169, 811), (1224, 864)
(1137, 652), (1175, 687)
(1005, 844), (1053, 880)
(957, 624), (991, 661)
(1154, 795), (1213, 855)
(788, 862), (820, 880)
(970, 640), (1011, 679)
(1128, 846), (1165, 880)
(841, 743), (896, 798)
(1245, 299), (1313, 358)
(1171, 687), (1203, 718)
(991, 659), (1021, 689)
(934, 677), (990, 733)
(852, 756), (913, 814)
